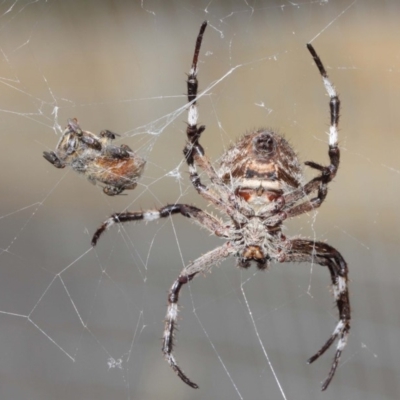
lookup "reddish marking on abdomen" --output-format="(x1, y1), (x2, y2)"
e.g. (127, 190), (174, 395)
(236, 188), (280, 203)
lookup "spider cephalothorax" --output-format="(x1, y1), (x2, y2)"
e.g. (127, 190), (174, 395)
(92, 21), (350, 391)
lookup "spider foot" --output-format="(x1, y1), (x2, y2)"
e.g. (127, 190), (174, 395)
(305, 145), (339, 182)
(91, 215), (119, 246)
(165, 353), (199, 389)
(304, 160), (325, 171)
(307, 320), (349, 391)
(321, 348), (342, 391)
(305, 160), (334, 181)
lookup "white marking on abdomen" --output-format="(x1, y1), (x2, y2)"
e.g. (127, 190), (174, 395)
(240, 179), (281, 190)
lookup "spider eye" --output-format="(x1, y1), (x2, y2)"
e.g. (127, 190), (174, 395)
(252, 132), (275, 156)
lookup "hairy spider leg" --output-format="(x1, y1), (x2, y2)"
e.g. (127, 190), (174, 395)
(284, 240), (350, 391)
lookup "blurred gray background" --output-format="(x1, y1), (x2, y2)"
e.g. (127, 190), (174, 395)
(0, 0), (399, 399)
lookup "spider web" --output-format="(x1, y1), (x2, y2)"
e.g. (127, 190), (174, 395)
(0, 1), (399, 399)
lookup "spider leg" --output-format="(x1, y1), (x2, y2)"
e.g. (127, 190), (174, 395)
(274, 174), (330, 221)
(283, 239), (350, 391)
(304, 43), (340, 194)
(183, 22), (242, 222)
(307, 43), (340, 150)
(163, 242), (234, 388)
(184, 21), (207, 168)
(184, 21), (218, 184)
(91, 203), (228, 246)
(270, 44), (341, 220)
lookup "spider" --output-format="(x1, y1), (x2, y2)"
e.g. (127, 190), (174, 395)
(92, 21), (350, 391)
(43, 118), (145, 195)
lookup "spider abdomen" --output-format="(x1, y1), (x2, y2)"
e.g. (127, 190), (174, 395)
(219, 129), (302, 206)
